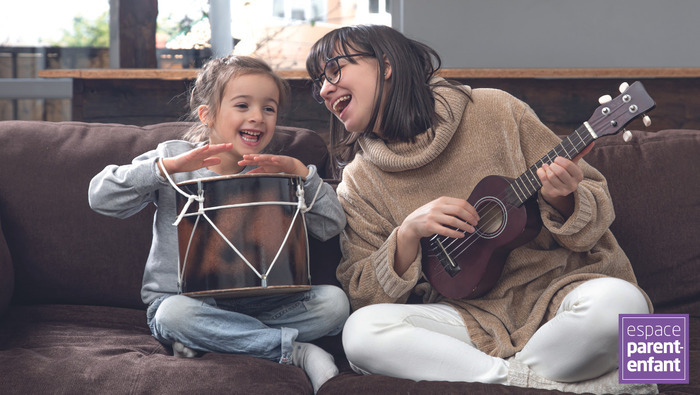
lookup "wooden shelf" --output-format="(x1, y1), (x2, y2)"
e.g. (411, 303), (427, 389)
(36, 67), (700, 140)
(37, 68), (310, 80)
(437, 67), (700, 79)
(38, 67), (700, 81)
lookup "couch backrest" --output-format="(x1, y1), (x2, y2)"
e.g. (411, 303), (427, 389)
(2, 121), (697, 316)
(583, 129), (700, 314)
(0, 121), (332, 311)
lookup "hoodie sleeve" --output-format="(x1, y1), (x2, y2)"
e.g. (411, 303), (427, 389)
(301, 165), (347, 242)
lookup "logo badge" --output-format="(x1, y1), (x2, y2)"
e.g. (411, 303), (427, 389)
(619, 314), (689, 384)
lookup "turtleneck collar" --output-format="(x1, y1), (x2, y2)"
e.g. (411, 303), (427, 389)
(358, 79), (471, 172)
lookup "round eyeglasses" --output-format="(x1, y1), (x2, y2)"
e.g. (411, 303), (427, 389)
(311, 53), (372, 104)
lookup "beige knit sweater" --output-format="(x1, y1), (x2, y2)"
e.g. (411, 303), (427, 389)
(336, 82), (652, 358)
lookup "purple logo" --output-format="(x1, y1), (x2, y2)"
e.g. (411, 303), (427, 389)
(619, 314), (689, 384)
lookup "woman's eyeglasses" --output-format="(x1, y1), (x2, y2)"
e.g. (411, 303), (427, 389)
(311, 53), (372, 104)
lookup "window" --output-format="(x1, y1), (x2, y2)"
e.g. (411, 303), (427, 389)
(232, 0), (391, 70)
(271, 0), (327, 23)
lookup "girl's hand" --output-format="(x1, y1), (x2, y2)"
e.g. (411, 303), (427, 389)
(159, 143), (233, 176)
(238, 154), (310, 177)
(395, 197), (479, 276)
(536, 143), (594, 217)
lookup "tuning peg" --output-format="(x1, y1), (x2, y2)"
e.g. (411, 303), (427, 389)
(619, 82), (630, 93)
(643, 115), (652, 127)
(623, 130), (633, 142)
(598, 95), (612, 104)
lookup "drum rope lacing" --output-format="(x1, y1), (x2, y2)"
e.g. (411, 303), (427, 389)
(158, 157), (323, 290)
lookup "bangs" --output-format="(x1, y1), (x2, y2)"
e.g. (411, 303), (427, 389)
(305, 27), (369, 79)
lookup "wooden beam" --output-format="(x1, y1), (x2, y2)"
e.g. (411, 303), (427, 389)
(114, 0), (158, 68)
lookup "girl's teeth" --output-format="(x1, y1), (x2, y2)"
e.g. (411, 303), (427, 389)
(241, 130), (260, 142)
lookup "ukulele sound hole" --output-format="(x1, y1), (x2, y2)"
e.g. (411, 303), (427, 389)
(475, 198), (506, 237)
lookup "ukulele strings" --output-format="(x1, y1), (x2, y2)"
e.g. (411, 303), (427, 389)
(443, 136), (586, 260)
(430, 95), (633, 269)
(436, 135), (590, 262)
(429, 134), (588, 276)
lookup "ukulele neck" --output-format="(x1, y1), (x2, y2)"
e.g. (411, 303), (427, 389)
(506, 123), (596, 207)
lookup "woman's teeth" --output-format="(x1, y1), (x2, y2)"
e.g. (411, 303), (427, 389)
(240, 130), (261, 142)
(332, 95), (351, 113)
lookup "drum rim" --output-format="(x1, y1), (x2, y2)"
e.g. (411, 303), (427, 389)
(182, 284), (312, 298)
(176, 172), (303, 186)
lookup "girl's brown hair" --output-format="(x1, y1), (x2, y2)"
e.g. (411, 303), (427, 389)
(183, 55), (290, 142)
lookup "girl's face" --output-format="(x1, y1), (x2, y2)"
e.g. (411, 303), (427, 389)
(205, 73), (279, 158)
(317, 52), (388, 134)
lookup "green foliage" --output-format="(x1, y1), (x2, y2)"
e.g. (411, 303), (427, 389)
(157, 10), (209, 45)
(53, 11), (109, 47)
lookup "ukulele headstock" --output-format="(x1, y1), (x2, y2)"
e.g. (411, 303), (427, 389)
(590, 81), (655, 142)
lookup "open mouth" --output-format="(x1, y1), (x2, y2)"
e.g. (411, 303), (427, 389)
(240, 130), (262, 143)
(332, 95), (351, 114)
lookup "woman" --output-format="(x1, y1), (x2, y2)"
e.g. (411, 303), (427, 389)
(306, 24), (653, 391)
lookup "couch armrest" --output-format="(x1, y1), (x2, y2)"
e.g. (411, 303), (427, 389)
(0, 214), (14, 317)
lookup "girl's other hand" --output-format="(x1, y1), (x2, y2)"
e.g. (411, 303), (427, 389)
(239, 154), (310, 177)
(159, 143), (233, 176)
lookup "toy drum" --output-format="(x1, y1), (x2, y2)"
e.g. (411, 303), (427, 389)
(175, 173), (310, 298)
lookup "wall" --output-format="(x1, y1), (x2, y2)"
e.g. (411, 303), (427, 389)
(392, 0), (700, 68)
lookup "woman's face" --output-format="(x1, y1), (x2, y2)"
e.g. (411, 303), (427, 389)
(317, 52), (388, 134)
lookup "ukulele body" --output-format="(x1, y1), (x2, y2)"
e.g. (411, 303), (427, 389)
(420, 175), (542, 299)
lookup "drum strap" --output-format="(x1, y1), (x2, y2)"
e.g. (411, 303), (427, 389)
(158, 157), (323, 289)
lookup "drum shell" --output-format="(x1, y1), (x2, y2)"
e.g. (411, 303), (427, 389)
(175, 174), (309, 298)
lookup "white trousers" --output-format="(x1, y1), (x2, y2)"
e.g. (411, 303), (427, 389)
(342, 277), (650, 384)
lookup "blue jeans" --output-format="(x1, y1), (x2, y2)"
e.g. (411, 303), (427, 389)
(147, 285), (349, 363)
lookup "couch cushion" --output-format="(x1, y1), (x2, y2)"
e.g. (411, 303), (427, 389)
(0, 215), (12, 317)
(0, 304), (313, 393)
(0, 121), (333, 309)
(583, 129), (700, 314)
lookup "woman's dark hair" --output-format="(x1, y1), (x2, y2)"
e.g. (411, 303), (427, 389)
(306, 24), (469, 174)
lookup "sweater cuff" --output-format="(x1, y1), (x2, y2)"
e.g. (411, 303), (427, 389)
(539, 187), (593, 236)
(302, 165), (322, 204)
(373, 228), (421, 299)
(153, 157), (170, 185)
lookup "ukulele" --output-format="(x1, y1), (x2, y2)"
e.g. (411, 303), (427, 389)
(420, 81), (655, 299)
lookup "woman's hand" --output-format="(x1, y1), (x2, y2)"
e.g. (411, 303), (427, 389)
(238, 154), (310, 178)
(159, 143), (233, 176)
(395, 196), (479, 276)
(536, 143), (594, 217)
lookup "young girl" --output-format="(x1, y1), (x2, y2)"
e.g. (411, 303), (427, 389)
(306, 25), (654, 392)
(89, 55), (348, 392)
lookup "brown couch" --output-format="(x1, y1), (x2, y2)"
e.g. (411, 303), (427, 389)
(0, 120), (698, 394)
